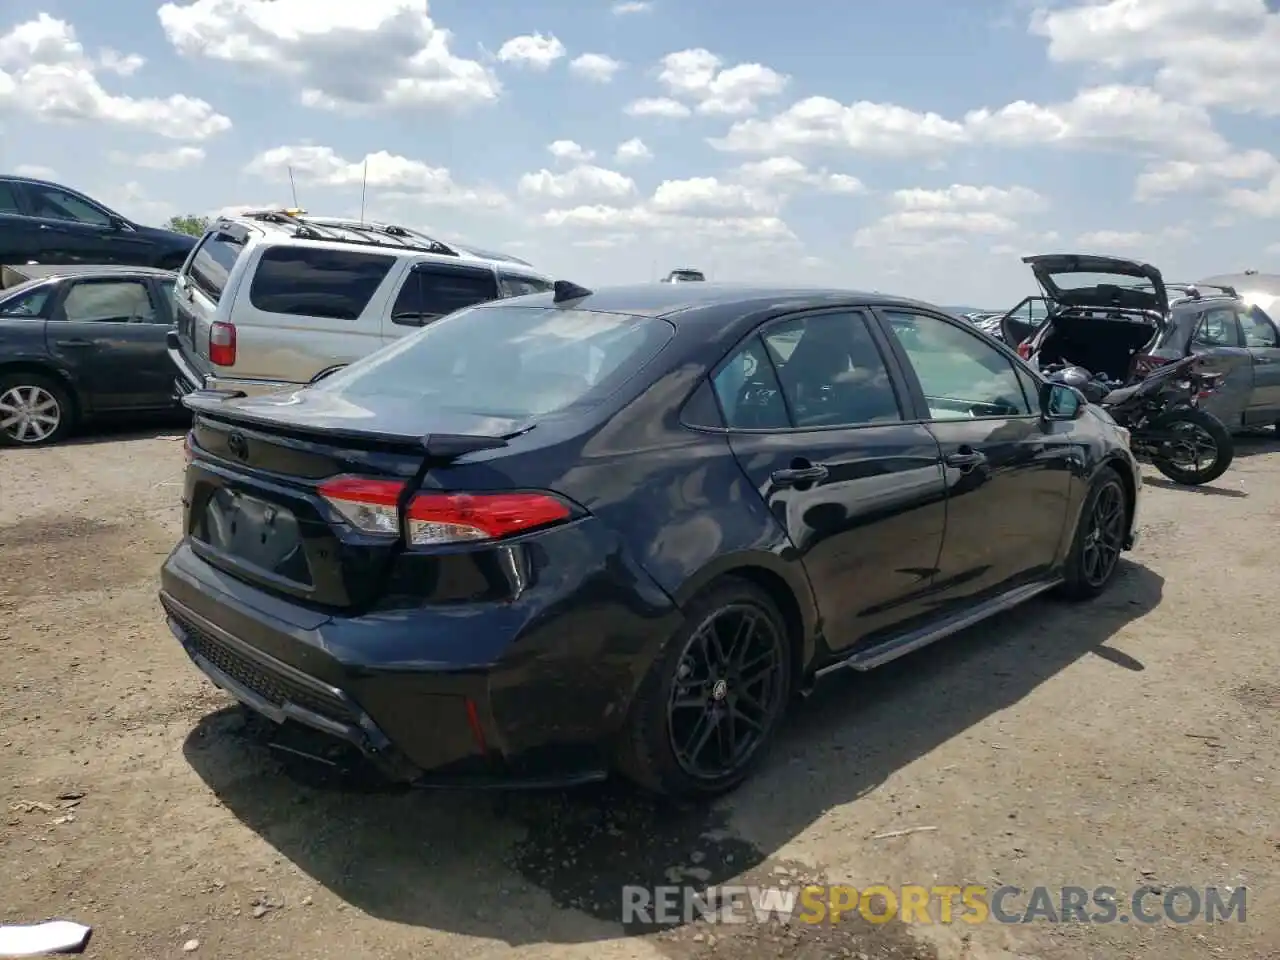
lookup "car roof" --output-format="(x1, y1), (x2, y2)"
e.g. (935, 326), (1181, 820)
(480, 282), (950, 323)
(3, 263), (175, 283)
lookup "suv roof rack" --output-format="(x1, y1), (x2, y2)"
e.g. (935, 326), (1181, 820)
(1129, 281), (1239, 302)
(232, 209), (461, 257)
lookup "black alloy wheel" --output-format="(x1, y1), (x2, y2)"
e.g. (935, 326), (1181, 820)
(1080, 479), (1125, 589)
(666, 603), (788, 781)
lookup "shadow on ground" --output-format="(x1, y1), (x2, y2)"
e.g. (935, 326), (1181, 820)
(1141, 475), (1248, 498)
(1231, 430), (1280, 460)
(63, 411), (190, 447)
(183, 561), (1163, 955)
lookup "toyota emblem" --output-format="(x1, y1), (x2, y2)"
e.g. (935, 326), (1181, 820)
(226, 431), (248, 460)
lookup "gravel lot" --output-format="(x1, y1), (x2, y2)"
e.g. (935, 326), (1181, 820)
(1, 423), (1278, 960)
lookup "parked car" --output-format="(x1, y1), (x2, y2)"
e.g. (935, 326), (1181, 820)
(0, 265), (181, 446)
(167, 209), (554, 398)
(1002, 254), (1280, 433)
(0, 176), (196, 270)
(662, 268), (706, 283)
(161, 281), (1141, 800)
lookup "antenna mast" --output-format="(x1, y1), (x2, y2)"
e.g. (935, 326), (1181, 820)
(287, 165), (299, 208)
(360, 158), (368, 225)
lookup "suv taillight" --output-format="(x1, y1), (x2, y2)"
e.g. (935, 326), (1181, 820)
(209, 321), (236, 366)
(1017, 340), (1033, 359)
(317, 477), (575, 545)
(1132, 354), (1170, 378)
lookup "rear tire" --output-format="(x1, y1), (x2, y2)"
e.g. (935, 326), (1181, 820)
(1057, 467), (1128, 602)
(0, 372), (75, 448)
(1149, 408), (1233, 485)
(614, 578), (793, 801)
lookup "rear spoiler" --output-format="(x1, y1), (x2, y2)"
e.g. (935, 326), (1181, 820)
(182, 389), (526, 458)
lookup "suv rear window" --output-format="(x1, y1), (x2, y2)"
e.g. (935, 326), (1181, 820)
(391, 266), (500, 326)
(313, 303), (675, 419)
(499, 273), (553, 297)
(188, 231), (246, 303)
(250, 246), (396, 320)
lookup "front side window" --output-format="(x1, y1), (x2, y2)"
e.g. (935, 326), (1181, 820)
(27, 186), (113, 226)
(1193, 307), (1243, 347)
(499, 273), (553, 298)
(187, 231), (246, 304)
(1239, 306), (1279, 348)
(313, 303), (674, 420)
(885, 310), (1033, 419)
(250, 246), (396, 321)
(60, 281), (156, 323)
(391, 267), (500, 326)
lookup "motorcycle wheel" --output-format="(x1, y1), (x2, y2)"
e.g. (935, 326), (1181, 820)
(1149, 408), (1234, 485)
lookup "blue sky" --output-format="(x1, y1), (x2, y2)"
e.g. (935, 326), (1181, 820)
(1, 0), (1278, 307)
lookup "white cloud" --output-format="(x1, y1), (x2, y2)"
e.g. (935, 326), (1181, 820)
(651, 177), (776, 215)
(1135, 151), (1280, 200)
(735, 156), (866, 195)
(496, 33), (566, 70)
(547, 140), (595, 163)
(569, 53), (622, 82)
(1075, 226), (1190, 251)
(542, 203), (796, 246)
(1032, 0), (1280, 116)
(109, 146), (206, 169)
(712, 97), (968, 155)
(13, 164), (56, 180)
(890, 184), (1047, 214)
(245, 145), (507, 207)
(0, 14), (231, 139)
(158, 0), (501, 111)
(614, 138), (653, 163)
(612, 1), (653, 13)
(625, 97), (691, 118)
(853, 182), (1049, 252)
(97, 49), (144, 76)
(656, 48), (789, 116)
(518, 165), (637, 203)
(1225, 175), (1280, 218)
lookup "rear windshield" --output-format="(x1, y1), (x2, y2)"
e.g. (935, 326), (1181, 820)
(312, 304), (675, 419)
(1052, 272), (1145, 291)
(187, 231), (246, 303)
(250, 246), (396, 320)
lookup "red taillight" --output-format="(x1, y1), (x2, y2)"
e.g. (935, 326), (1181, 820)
(1132, 354), (1170, 377)
(209, 321), (236, 366)
(316, 476), (573, 545)
(1017, 341), (1032, 359)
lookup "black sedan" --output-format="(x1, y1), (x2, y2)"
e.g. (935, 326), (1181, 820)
(0, 175), (196, 270)
(0, 266), (182, 446)
(160, 282), (1142, 799)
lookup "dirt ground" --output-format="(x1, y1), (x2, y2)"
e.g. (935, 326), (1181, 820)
(2, 421), (1278, 960)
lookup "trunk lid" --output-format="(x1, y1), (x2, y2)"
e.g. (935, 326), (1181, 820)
(1023, 254), (1169, 316)
(182, 389), (531, 610)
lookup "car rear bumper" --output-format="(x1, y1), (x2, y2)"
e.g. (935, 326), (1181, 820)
(167, 334), (299, 400)
(159, 537), (681, 788)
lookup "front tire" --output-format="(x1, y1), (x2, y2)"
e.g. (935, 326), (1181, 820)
(1149, 408), (1233, 485)
(1058, 467), (1129, 601)
(0, 373), (74, 447)
(614, 578), (793, 800)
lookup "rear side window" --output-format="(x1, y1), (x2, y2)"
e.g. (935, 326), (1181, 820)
(499, 273), (553, 298)
(0, 180), (22, 213)
(1192, 307), (1243, 347)
(187, 232), (246, 304)
(0, 283), (51, 318)
(391, 266), (500, 326)
(313, 303), (675, 419)
(250, 246), (396, 321)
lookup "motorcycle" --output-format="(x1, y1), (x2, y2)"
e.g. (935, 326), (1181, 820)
(1044, 355), (1234, 485)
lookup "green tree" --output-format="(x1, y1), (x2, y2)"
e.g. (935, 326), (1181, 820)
(165, 214), (211, 237)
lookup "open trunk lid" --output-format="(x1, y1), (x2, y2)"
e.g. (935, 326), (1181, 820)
(182, 388), (532, 610)
(1023, 254), (1169, 316)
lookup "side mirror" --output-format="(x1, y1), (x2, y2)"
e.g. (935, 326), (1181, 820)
(1039, 381), (1087, 421)
(108, 215), (130, 232)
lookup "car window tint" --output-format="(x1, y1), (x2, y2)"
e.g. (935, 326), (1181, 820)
(885, 310), (1033, 419)
(713, 336), (789, 429)
(762, 312), (902, 428)
(0, 181), (22, 213)
(28, 186), (112, 226)
(0, 285), (51, 318)
(312, 304), (674, 420)
(391, 268), (500, 326)
(187, 232), (246, 304)
(1239, 306), (1279, 348)
(249, 246), (396, 321)
(1193, 307), (1243, 347)
(61, 281), (156, 323)
(500, 273), (553, 297)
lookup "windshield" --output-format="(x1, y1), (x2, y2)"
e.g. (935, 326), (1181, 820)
(311, 304), (676, 419)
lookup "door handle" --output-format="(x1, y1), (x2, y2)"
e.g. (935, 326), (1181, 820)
(945, 448), (987, 471)
(1257, 356), (1273, 364)
(771, 464), (829, 486)
(55, 338), (95, 348)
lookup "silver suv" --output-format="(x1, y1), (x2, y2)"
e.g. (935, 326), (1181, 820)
(167, 210), (553, 397)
